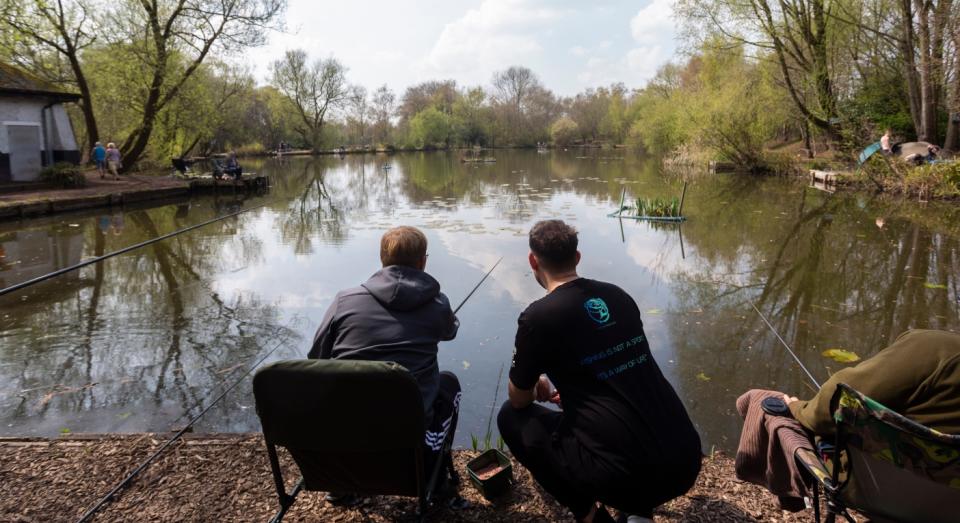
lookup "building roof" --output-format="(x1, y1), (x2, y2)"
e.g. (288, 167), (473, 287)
(0, 63), (81, 102)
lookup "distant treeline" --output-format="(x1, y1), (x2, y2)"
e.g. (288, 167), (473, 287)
(3, 0), (957, 172)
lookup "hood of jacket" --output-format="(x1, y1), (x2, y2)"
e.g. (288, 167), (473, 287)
(361, 265), (440, 312)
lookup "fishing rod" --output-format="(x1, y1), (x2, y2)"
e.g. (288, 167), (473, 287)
(751, 303), (822, 390)
(453, 257), (503, 314)
(76, 323), (295, 523)
(75, 257), (503, 522)
(0, 204), (266, 298)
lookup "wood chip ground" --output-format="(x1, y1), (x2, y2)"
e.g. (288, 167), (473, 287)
(0, 434), (815, 522)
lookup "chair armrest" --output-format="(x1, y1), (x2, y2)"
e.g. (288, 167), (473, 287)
(795, 447), (836, 491)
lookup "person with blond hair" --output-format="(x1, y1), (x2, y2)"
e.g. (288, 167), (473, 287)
(105, 142), (121, 180)
(308, 226), (461, 502)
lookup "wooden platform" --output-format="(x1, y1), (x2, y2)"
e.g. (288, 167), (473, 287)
(182, 173), (270, 191)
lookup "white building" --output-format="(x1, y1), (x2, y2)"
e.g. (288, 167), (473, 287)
(0, 64), (81, 183)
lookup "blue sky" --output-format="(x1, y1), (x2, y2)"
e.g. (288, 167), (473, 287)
(249, 0), (678, 96)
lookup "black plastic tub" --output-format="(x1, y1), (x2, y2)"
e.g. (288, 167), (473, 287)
(466, 449), (513, 499)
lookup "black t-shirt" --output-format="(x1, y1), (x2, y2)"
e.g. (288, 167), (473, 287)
(510, 278), (701, 469)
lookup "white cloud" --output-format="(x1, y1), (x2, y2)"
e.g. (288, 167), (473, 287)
(420, 0), (569, 83)
(574, 0), (676, 89)
(569, 45), (588, 57)
(629, 0), (676, 45)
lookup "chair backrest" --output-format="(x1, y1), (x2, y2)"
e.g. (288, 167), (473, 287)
(832, 383), (960, 523)
(253, 359), (426, 497)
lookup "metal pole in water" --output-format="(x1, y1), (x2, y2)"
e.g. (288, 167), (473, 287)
(751, 303), (822, 390)
(678, 181), (688, 217)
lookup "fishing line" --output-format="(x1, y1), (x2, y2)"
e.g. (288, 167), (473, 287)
(751, 303), (822, 390)
(75, 321), (297, 523)
(75, 258), (503, 522)
(0, 203), (267, 298)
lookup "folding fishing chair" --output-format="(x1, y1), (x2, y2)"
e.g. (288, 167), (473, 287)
(253, 359), (458, 523)
(794, 383), (960, 523)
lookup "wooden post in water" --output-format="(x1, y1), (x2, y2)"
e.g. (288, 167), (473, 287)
(677, 181), (688, 217)
(618, 186), (626, 216)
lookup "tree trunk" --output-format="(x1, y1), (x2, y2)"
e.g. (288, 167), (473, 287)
(898, 0), (923, 137)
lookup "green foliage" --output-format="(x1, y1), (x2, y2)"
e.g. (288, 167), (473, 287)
(635, 197), (681, 217)
(409, 107), (454, 148)
(550, 116), (579, 146)
(40, 162), (86, 188)
(470, 433), (505, 452)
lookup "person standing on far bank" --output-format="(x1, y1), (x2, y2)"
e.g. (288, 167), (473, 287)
(105, 143), (121, 180)
(92, 142), (107, 178)
(498, 220), (701, 523)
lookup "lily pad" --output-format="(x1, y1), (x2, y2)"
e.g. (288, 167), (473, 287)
(60, 428), (71, 434)
(696, 372), (711, 381)
(645, 308), (662, 315)
(923, 282), (948, 290)
(822, 348), (860, 363)
(462, 360), (471, 370)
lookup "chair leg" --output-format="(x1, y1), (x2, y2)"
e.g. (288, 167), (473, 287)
(265, 442), (303, 522)
(812, 485), (821, 523)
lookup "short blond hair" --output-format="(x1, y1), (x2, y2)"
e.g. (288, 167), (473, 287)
(380, 226), (427, 268)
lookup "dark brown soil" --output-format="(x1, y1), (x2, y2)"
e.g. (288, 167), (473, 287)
(0, 434), (813, 522)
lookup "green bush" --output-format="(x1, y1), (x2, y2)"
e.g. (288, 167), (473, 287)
(40, 162), (86, 188)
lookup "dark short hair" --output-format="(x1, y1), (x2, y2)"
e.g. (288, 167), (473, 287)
(380, 226), (427, 268)
(529, 220), (578, 272)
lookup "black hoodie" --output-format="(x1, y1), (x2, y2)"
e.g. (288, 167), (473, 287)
(308, 265), (459, 424)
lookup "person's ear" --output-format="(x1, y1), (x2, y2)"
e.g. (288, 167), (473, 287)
(574, 251), (581, 266)
(528, 252), (539, 272)
(419, 255), (428, 271)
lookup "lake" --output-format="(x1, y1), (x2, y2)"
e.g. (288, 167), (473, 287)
(2, 150), (959, 451)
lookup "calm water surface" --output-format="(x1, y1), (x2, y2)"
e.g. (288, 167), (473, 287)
(2, 150), (959, 450)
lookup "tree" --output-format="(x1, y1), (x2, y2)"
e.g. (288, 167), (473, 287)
(678, 0), (841, 136)
(409, 107), (453, 148)
(346, 85), (369, 146)
(398, 80), (458, 122)
(550, 116), (579, 146)
(370, 84), (396, 145)
(112, 0), (285, 167)
(271, 50), (353, 151)
(0, 0), (100, 152)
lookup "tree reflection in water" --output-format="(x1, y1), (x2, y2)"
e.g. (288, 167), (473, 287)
(1, 152), (957, 449)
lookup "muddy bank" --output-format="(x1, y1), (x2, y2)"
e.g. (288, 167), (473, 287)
(0, 433), (811, 522)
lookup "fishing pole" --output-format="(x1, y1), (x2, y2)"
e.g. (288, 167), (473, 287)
(751, 303), (822, 390)
(75, 323), (296, 523)
(0, 204), (266, 298)
(453, 257), (503, 314)
(76, 258), (503, 521)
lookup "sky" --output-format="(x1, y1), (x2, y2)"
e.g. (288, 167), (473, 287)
(247, 0), (679, 97)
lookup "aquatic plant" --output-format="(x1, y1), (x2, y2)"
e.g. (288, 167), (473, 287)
(634, 196), (681, 217)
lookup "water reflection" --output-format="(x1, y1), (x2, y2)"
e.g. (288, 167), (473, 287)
(1, 151), (957, 452)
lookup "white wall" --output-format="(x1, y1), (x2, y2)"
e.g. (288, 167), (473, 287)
(0, 96), (78, 153)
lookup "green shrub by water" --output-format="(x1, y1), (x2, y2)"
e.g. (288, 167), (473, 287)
(40, 163), (86, 188)
(634, 196), (681, 217)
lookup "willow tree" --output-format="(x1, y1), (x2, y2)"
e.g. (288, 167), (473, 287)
(270, 50), (354, 151)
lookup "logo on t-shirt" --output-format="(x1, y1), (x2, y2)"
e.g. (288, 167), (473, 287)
(583, 298), (611, 324)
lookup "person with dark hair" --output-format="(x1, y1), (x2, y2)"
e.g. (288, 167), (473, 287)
(224, 151), (242, 180)
(498, 220), (702, 523)
(308, 226), (461, 503)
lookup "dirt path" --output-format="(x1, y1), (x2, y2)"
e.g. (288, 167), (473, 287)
(0, 434), (812, 522)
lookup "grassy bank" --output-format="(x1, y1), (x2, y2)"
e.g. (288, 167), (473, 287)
(1, 433), (813, 522)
